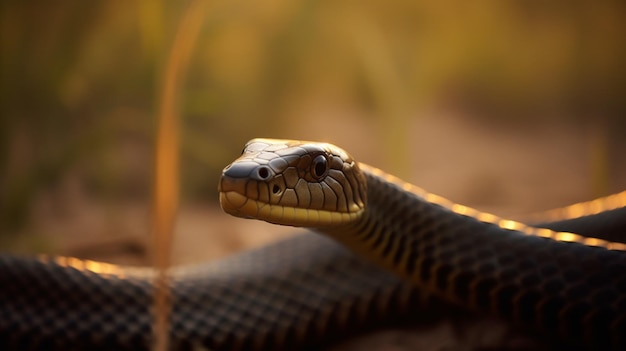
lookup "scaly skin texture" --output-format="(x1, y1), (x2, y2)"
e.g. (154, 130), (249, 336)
(219, 139), (626, 350)
(336, 169), (626, 350)
(1, 138), (625, 350)
(0, 235), (426, 351)
(1, 208), (625, 351)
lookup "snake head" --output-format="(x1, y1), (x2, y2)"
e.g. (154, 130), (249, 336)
(219, 138), (367, 227)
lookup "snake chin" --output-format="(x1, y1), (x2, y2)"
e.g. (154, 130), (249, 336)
(219, 190), (363, 227)
(219, 191), (251, 218)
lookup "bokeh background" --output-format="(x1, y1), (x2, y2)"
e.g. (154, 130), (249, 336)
(2, 1), (626, 347)
(2, 1), (626, 349)
(3, 0), (626, 257)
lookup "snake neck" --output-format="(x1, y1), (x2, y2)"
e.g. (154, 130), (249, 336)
(320, 169), (626, 348)
(324, 170), (458, 286)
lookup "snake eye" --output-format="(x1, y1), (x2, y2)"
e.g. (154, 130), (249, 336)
(311, 154), (328, 179)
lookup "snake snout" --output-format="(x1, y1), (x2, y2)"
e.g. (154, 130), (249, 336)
(219, 160), (278, 218)
(223, 161), (275, 181)
(223, 161), (260, 178)
(254, 166), (273, 181)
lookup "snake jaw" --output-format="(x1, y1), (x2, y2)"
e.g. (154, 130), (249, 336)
(219, 190), (364, 227)
(219, 139), (367, 227)
(219, 191), (250, 218)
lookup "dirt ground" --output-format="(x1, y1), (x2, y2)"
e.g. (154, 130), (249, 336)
(6, 111), (626, 350)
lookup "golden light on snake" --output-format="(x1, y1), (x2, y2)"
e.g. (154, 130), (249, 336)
(475, 211), (499, 223)
(221, 139), (626, 252)
(498, 219), (524, 231)
(529, 190), (626, 222)
(553, 231), (578, 243)
(534, 228), (554, 239)
(217, 139), (626, 351)
(52, 256), (125, 276)
(607, 241), (626, 250)
(451, 203), (473, 216)
(2, 138), (626, 350)
(584, 237), (605, 247)
(423, 192), (455, 209)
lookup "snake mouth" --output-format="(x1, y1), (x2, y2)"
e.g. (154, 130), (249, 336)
(219, 190), (362, 227)
(219, 191), (255, 218)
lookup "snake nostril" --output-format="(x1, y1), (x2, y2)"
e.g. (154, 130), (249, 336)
(258, 167), (270, 180)
(272, 184), (281, 195)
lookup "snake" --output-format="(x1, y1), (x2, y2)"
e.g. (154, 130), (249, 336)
(219, 139), (626, 350)
(1, 139), (625, 350)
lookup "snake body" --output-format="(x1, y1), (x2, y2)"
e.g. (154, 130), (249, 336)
(1, 211), (624, 351)
(1, 138), (625, 350)
(219, 139), (626, 350)
(1, 234), (426, 351)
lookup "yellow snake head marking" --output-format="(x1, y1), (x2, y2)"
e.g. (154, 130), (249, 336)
(219, 138), (367, 227)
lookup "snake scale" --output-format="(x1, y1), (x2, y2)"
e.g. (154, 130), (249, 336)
(1, 138), (625, 350)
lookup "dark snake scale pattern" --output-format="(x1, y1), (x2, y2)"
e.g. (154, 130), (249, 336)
(2, 209), (624, 351)
(1, 137), (626, 350)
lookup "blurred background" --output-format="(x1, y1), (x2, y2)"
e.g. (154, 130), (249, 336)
(2, 1), (626, 349)
(2, 0), (626, 265)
